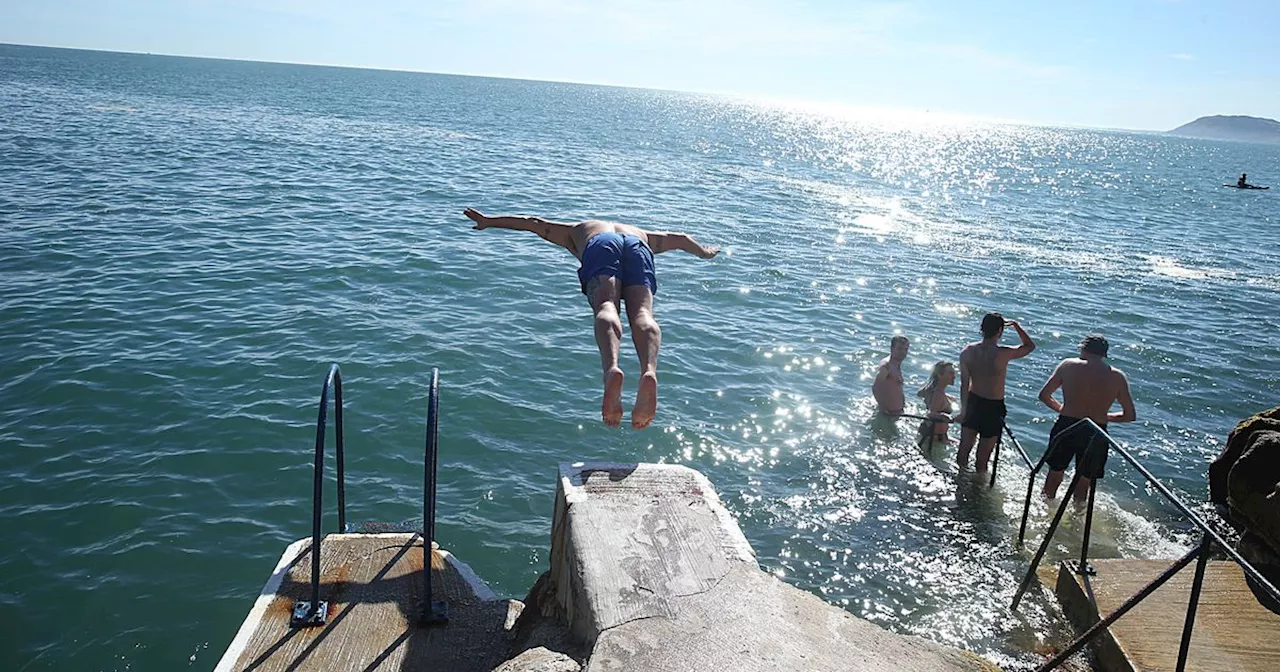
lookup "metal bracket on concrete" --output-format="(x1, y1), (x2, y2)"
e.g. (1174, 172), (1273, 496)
(1071, 560), (1097, 577)
(421, 600), (449, 626)
(290, 600), (329, 627)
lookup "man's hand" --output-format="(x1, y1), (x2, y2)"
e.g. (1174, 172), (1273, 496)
(1004, 319), (1019, 328)
(698, 245), (721, 259)
(464, 208), (490, 230)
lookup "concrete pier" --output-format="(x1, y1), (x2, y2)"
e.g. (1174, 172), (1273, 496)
(543, 462), (997, 671)
(1049, 558), (1280, 671)
(215, 533), (520, 671)
(216, 463), (1000, 671)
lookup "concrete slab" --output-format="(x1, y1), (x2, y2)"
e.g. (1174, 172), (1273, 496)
(215, 533), (520, 672)
(551, 462), (997, 671)
(1052, 559), (1280, 671)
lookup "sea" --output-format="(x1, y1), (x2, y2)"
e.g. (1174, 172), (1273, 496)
(2, 43), (1278, 671)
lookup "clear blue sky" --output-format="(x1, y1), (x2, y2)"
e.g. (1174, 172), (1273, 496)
(4, 0), (1278, 130)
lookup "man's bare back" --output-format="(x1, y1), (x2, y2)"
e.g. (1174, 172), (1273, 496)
(1054, 358), (1128, 423)
(958, 341), (1011, 400)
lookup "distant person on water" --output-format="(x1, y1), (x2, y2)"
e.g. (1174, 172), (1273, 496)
(1239, 173), (1249, 188)
(955, 313), (1035, 471)
(463, 208), (719, 429)
(872, 335), (910, 415)
(917, 360), (956, 449)
(1037, 334), (1136, 502)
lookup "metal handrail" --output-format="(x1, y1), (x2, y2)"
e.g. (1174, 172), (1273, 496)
(291, 364), (345, 627)
(421, 368), (448, 625)
(289, 364), (450, 628)
(1009, 417), (1280, 672)
(1014, 417), (1092, 550)
(899, 412), (1035, 487)
(990, 420), (1036, 487)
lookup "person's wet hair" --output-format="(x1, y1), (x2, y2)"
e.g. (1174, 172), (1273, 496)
(980, 312), (1004, 338)
(1080, 333), (1109, 357)
(918, 360), (954, 399)
(890, 335), (909, 349)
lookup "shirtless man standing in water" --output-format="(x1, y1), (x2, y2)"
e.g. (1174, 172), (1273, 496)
(872, 335), (909, 415)
(1038, 334), (1136, 502)
(955, 313), (1035, 471)
(464, 208), (719, 429)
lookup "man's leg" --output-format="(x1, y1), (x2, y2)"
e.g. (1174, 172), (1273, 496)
(588, 276), (624, 427)
(623, 284), (660, 429)
(1042, 469), (1066, 498)
(975, 436), (998, 472)
(1071, 476), (1093, 503)
(956, 427), (977, 469)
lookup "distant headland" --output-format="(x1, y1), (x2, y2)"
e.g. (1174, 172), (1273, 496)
(1167, 115), (1280, 143)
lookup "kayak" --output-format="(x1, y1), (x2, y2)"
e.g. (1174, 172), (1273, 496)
(1224, 184), (1270, 190)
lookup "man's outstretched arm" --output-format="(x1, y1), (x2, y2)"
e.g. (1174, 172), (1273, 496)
(648, 231), (720, 259)
(464, 208), (574, 251)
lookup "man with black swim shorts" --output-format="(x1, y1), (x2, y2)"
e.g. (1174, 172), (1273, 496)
(955, 312), (1036, 471)
(1037, 334), (1136, 502)
(464, 208), (719, 429)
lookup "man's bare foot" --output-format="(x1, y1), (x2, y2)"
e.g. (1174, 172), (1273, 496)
(602, 368), (624, 427)
(631, 371), (658, 429)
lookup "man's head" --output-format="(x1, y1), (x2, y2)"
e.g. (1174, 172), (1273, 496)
(980, 312), (1004, 339)
(889, 335), (910, 362)
(1079, 333), (1109, 358)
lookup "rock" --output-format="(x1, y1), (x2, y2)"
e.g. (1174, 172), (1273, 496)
(1224, 428), (1280, 551)
(1211, 407), (1280, 612)
(506, 571), (586, 666)
(1209, 406), (1280, 505)
(1238, 533), (1280, 616)
(492, 647), (581, 672)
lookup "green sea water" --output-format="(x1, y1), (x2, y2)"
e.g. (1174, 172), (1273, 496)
(2, 44), (1279, 670)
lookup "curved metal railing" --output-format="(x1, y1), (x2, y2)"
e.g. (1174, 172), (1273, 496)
(421, 368), (447, 624)
(290, 365), (449, 628)
(291, 364), (345, 627)
(1009, 417), (1280, 672)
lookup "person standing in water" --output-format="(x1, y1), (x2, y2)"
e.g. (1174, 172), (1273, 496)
(1038, 334), (1136, 502)
(872, 335), (910, 415)
(955, 313), (1036, 471)
(916, 360), (956, 449)
(464, 208), (719, 429)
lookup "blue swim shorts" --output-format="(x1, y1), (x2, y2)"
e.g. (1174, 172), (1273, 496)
(576, 232), (658, 296)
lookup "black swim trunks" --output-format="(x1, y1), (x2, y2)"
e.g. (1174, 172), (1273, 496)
(960, 393), (1006, 439)
(1045, 415), (1109, 479)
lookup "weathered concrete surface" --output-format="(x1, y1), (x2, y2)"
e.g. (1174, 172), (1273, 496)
(550, 462), (998, 671)
(493, 647), (582, 672)
(215, 533), (520, 672)
(1053, 559), (1280, 672)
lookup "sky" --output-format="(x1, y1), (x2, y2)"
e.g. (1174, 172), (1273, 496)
(3, 0), (1279, 130)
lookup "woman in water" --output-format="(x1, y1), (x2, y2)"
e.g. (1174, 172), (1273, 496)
(917, 361), (956, 450)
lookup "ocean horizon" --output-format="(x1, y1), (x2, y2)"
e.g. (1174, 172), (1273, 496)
(2, 43), (1278, 671)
